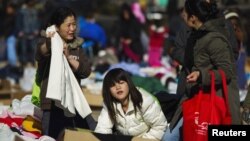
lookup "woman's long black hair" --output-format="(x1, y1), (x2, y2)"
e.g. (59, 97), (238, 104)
(102, 68), (143, 123)
(185, 0), (219, 23)
(49, 6), (76, 27)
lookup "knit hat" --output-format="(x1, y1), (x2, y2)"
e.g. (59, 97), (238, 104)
(224, 10), (239, 19)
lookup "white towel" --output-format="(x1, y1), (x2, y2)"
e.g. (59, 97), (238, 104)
(45, 25), (91, 118)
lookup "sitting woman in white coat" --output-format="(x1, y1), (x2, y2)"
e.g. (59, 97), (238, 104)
(95, 68), (168, 140)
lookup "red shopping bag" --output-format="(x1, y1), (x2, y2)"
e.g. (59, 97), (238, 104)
(182, 70), (231, 141)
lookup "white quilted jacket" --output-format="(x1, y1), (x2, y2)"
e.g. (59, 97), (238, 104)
(95, 87), (168, 140)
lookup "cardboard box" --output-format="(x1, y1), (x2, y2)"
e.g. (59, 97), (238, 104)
(0, 79), (12, 105)
(0, 81), (31, 106)
(0, 99), (11, 105)
(82, 88), (103, 107)
(58, 129), (158, 141)
(13, 135), (25, 141)
(82, 88), (103, 121)
(58, 129), (100, 141)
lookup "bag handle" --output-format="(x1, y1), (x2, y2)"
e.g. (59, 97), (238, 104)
(195, 71), (215, 119)
(210, 69), (231, 121)
(196, 70), (231, 121)
(218, 69), (231, 117)
(200, 70), (229, 107)
(209, 71), (216, 117)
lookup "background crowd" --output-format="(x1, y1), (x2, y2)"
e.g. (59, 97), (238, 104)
(1, 0), (250, 140)
(0, 0), (250, 87)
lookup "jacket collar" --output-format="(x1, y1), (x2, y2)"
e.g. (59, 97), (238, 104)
(40, 30), (84, 49)
(67, 37), (84, 49)
(115, 95), (134, 117)
(199, 18), (226, 32)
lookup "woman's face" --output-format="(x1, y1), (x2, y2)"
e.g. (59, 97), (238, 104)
(6, 6), (15, 14)
(182, 8), (202, 30)
(182, 8), (193, 28)
(57, 15), (76, 41)
(123, 10), (130, 20)
(110, 80), (129, 103)
(230, 18), (244, 42)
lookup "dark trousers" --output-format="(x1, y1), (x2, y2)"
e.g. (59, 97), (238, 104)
(42, 103), (96, 139)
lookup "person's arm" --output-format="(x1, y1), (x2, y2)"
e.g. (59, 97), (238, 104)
(193, 37), (233, 86)
(170, 26), (190, 65)
(94, 104), (114, 134)
(67, 55), (79, 71)
(35, 36), (51, 62)
(63, 43), (80, 72)
(139, 88), (168, 140)
(73, 48), (91, 79)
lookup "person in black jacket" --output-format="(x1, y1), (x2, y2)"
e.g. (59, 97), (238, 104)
(115, 2), (144, 63)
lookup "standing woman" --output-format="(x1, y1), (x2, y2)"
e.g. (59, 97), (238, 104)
(35, 7), (95, 139)
(183, 0), (240, 123)
(115, 3), (144, 63)
(163, 0), (241, 140)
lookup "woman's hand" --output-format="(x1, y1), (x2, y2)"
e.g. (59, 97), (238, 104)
(121, 38), (132, 45)
(186, 71), (200, 83)
(63, 43), (69, 57)
(67, 55), (79, 72)
(46, 31), (55, 38)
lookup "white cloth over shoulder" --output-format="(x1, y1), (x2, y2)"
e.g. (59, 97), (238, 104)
(45, 25), (91, 118)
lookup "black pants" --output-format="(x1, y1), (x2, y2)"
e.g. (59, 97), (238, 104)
(42, 103), (96, 139)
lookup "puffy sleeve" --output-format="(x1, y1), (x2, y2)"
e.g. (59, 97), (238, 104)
(35, 36), (51, 61)
(138, 88), (168, 140)
(196, 37), (233, 86)
(94, 104), (114, 134)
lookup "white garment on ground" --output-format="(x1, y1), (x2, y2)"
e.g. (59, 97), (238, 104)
(0, 123), (15, 141)
(45, 25), (91, 118)
(0, 123), (55, 141)
(19, 65), (36, 91)
(11, 95), (43, 121)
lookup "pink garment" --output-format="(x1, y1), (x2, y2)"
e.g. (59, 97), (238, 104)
(149, 25), (168, 49)
(122, 42), (140, 63)
(131, 2), (145, 24)
(11, 123), (41, 139)
(148, 47), (162, 67)
(0, 110), (24, 127)
(148, 25), (168, 67)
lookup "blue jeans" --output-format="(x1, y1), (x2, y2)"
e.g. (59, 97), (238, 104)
(162, 117), (183, 141)
(7, 36), (17, 66)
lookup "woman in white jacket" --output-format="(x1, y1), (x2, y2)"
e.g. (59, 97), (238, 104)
(95, 68), (168, 140)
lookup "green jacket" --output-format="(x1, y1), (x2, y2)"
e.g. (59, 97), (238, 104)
(170, 18), (241, 130)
